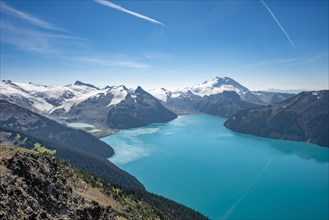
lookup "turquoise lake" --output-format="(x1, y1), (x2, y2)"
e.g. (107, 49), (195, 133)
(102, 114), (329, 220)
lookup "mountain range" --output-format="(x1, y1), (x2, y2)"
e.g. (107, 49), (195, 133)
(1, 77), (293, 132)
(148, 77), (294, 117)
(225, 90), (329, 147)
(1, 80), (177, 132)
(148, 77), (294, 105)
(2, 77), (327, 147)
(1, 76), (327, 219)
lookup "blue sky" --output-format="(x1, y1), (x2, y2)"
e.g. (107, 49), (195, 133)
(0, 0), (328, 90)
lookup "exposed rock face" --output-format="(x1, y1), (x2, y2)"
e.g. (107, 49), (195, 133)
(0, 145), (208, 220)
(107, 87), (177, 129)
(0, 145), (115, 219)
(194, 91), (258, 117)
(224, 90), (329, 147)
(74, 80), (100, 90)
(164, 91), (203, 114)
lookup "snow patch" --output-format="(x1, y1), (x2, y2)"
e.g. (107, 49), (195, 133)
(170, 90), (184, 99)
(107, 86), (128, 106)
(67, 122), (95, 128)
(147, 88), (170, 102)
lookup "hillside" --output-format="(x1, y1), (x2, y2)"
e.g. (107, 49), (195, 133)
(194, 91), (258, 117)
(0, 100), (113, 157)
(0, 145), (208, 220)
(0, 100), (144, 189)
(224, 90), (329, 147)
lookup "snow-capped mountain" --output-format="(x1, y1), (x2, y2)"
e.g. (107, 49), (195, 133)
(148, 77), (250, 102)
(188, 76), (250, 97)
(106, 86), (177, 129)
(0, 80), (133, 115)
(147, 88), (172, 102)
(147, 76), (294, 115)
(1, 77), (293, 130)
(0, 80), (177, 130)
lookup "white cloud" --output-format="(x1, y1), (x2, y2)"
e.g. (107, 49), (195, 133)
(305, 52), (328, 63)
(95, 0), (164, 26)
(242, 57), (301, 69)
(260, 0), (295, 48)
(0, 1), (78, 55)
(1, 21), (58, 54)
(0, 1), (63, 31)
(241, 53), (328, 70)
(0, 1), (152, 70)
(66, 55), (152, 70)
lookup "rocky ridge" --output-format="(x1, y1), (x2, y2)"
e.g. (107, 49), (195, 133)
(0, 145), (115, 219)
(0, 145), (208, 220)
(224, 90), (329, 147)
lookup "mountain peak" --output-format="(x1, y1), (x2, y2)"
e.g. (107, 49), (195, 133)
(74, 81), (99, 90)
(135, 86), (160, 100)
(118, 85), (129, 91)
(190, 76), (250, 97)
(135, 86), (144, 93)
(211, 76), (234, 83)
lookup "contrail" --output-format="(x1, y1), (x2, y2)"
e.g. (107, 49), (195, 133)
(260, 0), (295, 48)
(95, 0), (164, 26)
(222, 160), (272, 220)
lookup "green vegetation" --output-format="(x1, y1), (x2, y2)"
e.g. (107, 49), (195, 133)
(1, 127), (144, 190)
(0, 143), (207, 220)
(112, 187), (122, 195)
(77, 168), (208, 220)
(33, 143), (56, 155)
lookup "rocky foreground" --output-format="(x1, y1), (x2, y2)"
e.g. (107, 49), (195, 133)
(0, 145), (207, 220)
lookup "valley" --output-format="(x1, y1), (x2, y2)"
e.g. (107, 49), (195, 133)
(1, 1), (327, 219)
(1, 76), (328, 219)
(1, 76), (326, 147)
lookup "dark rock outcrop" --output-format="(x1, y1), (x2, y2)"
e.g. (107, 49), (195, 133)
(195, 91), (259, 117)
(0, 145), (115, 219)
(164, 91), (203, 114)
(74, 80), (100, 90)
(107, 87), (177, 129)
(224, 90), (329, 147)
(0, 145), (208, 220)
